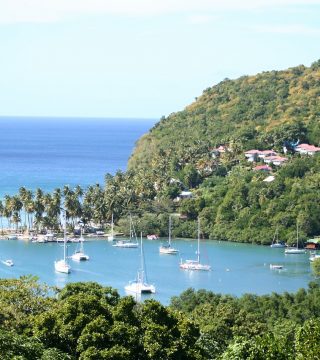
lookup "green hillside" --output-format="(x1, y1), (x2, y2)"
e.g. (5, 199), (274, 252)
(129, 60), (320, 175)
(122, 60), (320, 244)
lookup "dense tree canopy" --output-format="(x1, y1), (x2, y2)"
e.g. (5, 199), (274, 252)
(0, 277), (320, 359)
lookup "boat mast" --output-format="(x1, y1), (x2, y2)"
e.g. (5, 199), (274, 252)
(80, 226), (84, 253)
(63, 210), (67, 262)
(168, 215), (172, 246)
(130, 214), (133, 240)
(111, 213), (114, 237)
(197, 217), (200, 263)
(296, 221), (299, 249)
(140, 232), (145, 283)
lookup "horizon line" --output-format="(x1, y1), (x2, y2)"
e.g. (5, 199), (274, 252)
(0, 115), (159, 121)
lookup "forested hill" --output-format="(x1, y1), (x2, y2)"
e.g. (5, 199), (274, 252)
(128, 60), (320, 173)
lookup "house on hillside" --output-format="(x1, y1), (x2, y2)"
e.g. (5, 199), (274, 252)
(264, 156), (288, 166)
(211, 145), (228, 158)
(295, 143), (320, 156)
(305, 238), (320, 250)
(257, 150), (277, 159)
(174, 191), (193, 202)
(263, 175), (275, 183)
(253, 165), (272, 172)
(244, 149), (260, 162)
(244, 149), (278, 162)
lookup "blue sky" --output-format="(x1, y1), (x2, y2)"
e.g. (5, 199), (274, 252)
(0, 0), (319, 118)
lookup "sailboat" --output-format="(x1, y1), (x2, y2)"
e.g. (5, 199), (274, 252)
(270, 227), (286, 248)
(125, 233), (155, 294)
(159, 216), (178, 254)
(113, 215), (138, 248)
(285, 222), (305, 254)
(54, 213), (71, 273)
(180, 218), (211, 271)
(108, 213), (115, 241)
(71, 227), (89, 261)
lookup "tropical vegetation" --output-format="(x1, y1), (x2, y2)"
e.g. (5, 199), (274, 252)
(1, 61), (320, 246)
(0, 276), (320, 359)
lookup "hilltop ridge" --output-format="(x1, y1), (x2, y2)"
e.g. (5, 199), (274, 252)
(129, 60), (320, 175)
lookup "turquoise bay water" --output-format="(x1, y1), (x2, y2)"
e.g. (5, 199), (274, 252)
(0, 117), (155, 197)
(0, 238), (313, 304)
(0, 117), (314, 303)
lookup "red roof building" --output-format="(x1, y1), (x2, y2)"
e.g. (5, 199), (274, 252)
(253, 165), (272, 171)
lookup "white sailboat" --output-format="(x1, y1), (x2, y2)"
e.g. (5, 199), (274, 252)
(285, 222), (305, 254)
(54, 212), (71, 273)
(180, 218), (211, 271)
(113, 215), (138, 248)
(270, 227), (286, 248)
(71, 227), (89, 261)
(125, 233), (155, 294)
(108, 213), (114, 241)
(159, 216), (178, 254)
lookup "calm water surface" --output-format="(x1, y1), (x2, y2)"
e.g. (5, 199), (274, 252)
(0, 117), (155, 197)
(0, 117), (314, 303)
(0, 238), (313, 304)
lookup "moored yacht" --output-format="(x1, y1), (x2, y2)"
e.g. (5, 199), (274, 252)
(54, 212), (71, 274)
(159, 216), (178, 255)
(107, 213), (115, 241)
(285, 222), (305, 254)
(125, 233), (155, 294)
(71, 227), (89, 261)
(113, 215), (138, 248)
(270, 228), (286, 248)
(180, 218), (211, 271)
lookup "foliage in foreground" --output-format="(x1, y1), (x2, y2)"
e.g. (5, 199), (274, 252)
(0, 276), (320, 359)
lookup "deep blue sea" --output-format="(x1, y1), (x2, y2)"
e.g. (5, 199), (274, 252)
(0, 117), (156, 197)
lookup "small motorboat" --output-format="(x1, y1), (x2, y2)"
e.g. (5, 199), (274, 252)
(270, 264), (283, 270)
(2, 259), (14, 267)
(309, 253), (320, 262)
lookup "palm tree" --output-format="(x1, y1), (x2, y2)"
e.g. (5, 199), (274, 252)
(0, 200), (4, 234)
(64, 187), (82, 230)
(4, 195), (13, 230)
(19, 187), (33, 232)
(34, 188), (45, 232)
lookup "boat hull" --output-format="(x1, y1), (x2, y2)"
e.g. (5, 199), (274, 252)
(270, 264), (283, 270)
(54, 260), (71, 273)
(270, 243), (286, 248)
(2, 260), (14, 267)
(113, 241), (138, 248)
(285, 248), (305, 254)
(309, 254), (320, 262)
(159, 246), (178, 255)
(125, 282), (155, 294)
(71, 252), (89, 261)
(180, 261), (211, 271)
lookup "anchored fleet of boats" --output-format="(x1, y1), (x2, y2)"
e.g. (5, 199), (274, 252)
(2, 214), (320, 297)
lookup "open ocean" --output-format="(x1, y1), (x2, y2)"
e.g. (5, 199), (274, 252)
(0, 117), (156, 198)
